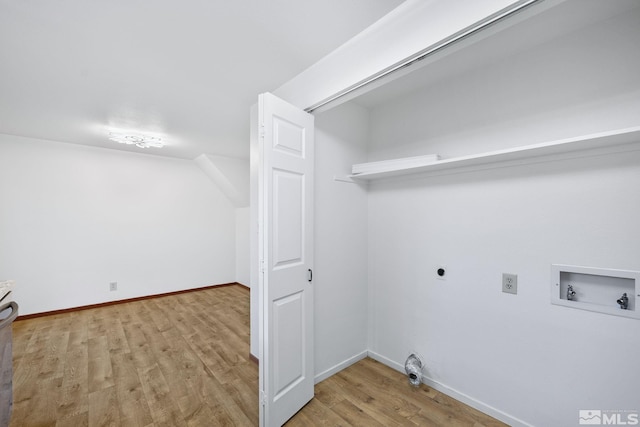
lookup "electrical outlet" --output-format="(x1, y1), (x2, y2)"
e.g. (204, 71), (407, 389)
(110, 282), (118, 291)
(502, 273), (517, 295)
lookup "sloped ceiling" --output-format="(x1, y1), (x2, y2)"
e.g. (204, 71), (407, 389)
(0, 0), (403, 160)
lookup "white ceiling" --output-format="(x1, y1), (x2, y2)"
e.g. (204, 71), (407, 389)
(0, 0), (403, 160)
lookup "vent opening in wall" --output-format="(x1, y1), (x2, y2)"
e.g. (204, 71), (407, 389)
(551, 264), (640, 320)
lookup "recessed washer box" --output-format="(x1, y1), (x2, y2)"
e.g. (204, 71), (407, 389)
(551, 264), (640, 320)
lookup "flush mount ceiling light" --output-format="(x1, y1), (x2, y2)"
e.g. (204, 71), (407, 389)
(108, 131), (164, 148)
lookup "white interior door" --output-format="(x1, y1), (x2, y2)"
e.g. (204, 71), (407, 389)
(258, 92), (314, 427)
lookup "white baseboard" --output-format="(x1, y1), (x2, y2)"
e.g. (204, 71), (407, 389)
(366, 350), (404, 371)
(366, 350), (533, 427)
(314, 350), (368, 384)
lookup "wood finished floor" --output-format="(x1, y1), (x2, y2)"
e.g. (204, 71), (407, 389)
(10, 285), (506, 426)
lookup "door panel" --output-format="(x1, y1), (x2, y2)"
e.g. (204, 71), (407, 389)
(273, 116), (306, 157)
(273, 291), (304, 398)
(258, 92), (314, 427)
(273, 169), (304, 268)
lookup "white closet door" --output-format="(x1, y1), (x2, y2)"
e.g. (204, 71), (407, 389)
(258, 92), (314, 427)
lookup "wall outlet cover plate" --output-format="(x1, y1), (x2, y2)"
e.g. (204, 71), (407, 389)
(502, 273), (517, 295)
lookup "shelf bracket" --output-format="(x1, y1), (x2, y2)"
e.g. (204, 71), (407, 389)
(333, 175), (359, 184)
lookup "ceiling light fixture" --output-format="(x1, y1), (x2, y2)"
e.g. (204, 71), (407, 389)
(108, 131), (164, 148)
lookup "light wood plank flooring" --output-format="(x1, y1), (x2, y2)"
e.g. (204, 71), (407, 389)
(10, 285), (506, 426)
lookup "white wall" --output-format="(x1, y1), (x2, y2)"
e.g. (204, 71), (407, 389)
(366, 5), (640, 163)
(313, 102), (370, 380)
(0, 135), (237, 315)
(367, 153), (640, 426)
(363, 7), (640, 426)
(195, 154), (249, 208)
